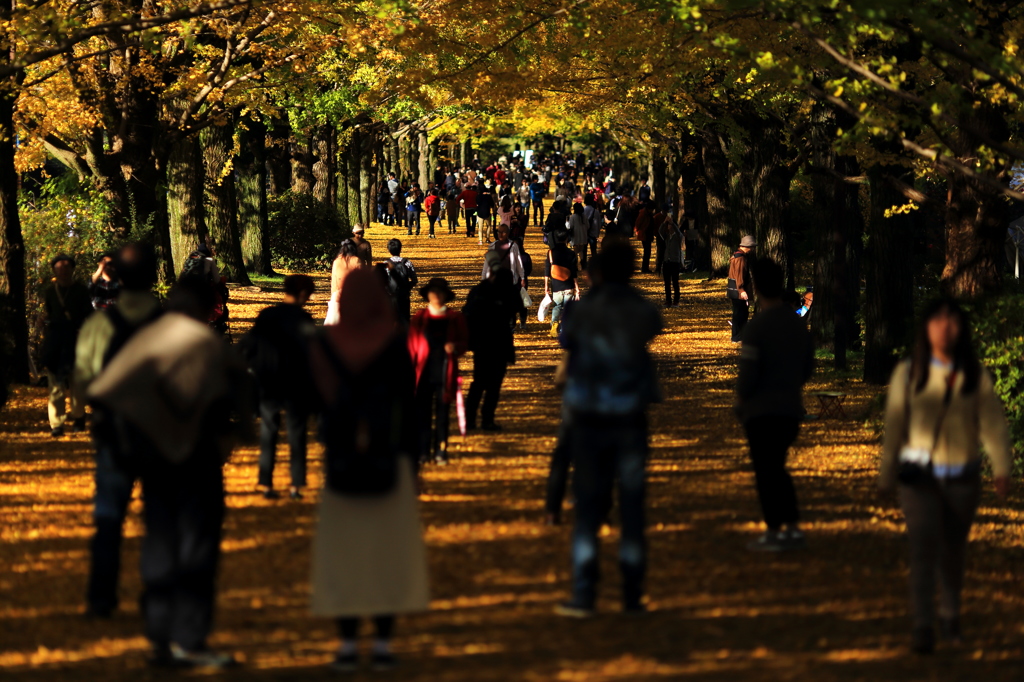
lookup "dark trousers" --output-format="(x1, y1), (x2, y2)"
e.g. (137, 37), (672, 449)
(574, 245), (588, 272)
(466, 356), (507, 427)
(654, 237), (665, 274)
(589, 236), (599, 258)
(428, 214), (440, 236)
(416, 381), (450, 457)
(743, 416), (800, 530)
(545, 411), (572, 516)
(532, 199), (544, 226)
(641, 240), (653, 273)
(448, 212), (459, 232)
(465, 208), (478, 237)
(663, 261), (681, 305)
(731, 298), (749, 342)
(407, 210), (421, 234)
(86, 441), (137, 614)
(900, 474), (981, 629)
(377, 203), (388, 224)
(338, 615), (395, 640)
(140, 458), (224, 652)
(568, 415), (648, 608)
(258, 398), (308, 489)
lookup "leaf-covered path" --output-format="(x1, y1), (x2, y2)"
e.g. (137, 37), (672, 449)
(2, 224), (1022, 681)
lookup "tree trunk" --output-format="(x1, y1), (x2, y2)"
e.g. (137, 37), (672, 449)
(347, 129), (362, 229)
(864, 166), (915, 384)
(944, 173), (1008, 297)
(652, 155), (667, 210)
(201, 121), (251, 285)
(361, 130), (374, 227)
(166, 136), (206, 273)
(290, 133), (314, 195)
(701, 130), (733, 276)
(312, 124), (334, 205)
(417, 127), (430, 190)
(266, 118), (291, 196)
(751, 121), (792, 284)
(238, 118), (272, 275)
(0, 85), (29, 383)
(460, 138), (471, 168)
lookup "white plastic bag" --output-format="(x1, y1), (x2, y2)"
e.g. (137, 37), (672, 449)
(537, 293), (553, 322)
(520, 287), (533, 308)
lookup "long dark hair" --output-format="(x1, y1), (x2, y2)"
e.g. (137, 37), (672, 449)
(909, 298), (980, 395)
(336, 239), (357, 259)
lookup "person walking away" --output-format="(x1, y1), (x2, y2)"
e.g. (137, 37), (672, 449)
(498, 195), (515, 232)
(544, 229), (579, 337)
(727, 235), (756, 342)
(651, 204), (667, 275)
(325, 240), (363, 325)
(383, 239), (418, 324)
(530, 174), (547, 227)
(408, 279), (468, 465)
(41, 254), (93, 436)
(477, 186), (495, 244)
(241, 274), (317, 501)
(634, 201), (653, 274)
(377, 181), (393, 225)
(179, 244), (230, 335)
(76, 244), (163, 618)
(405, 184), (423, 236)
(351, 224), (373, 266)
(445, 188), (460, 233)
(660, 215), (684, 308)
(308, 269), (428, 673)
(736, 258), (814, 552)
(464, 254), (524, 431)
(457, 184), (479, 238)
(482, 225), (525, 285)
(879, 298), (1012, 654)
(391, 181), (406, 229)
(423, 189), (442, 238)
(569, 202), (590, 271)
(89, 253), (120, 310)
(87, 278), (251, 668)
(584, 194), (602, 258)
(556, 242), (662, 616)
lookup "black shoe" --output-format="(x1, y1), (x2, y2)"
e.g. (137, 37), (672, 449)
(148, 644), (178, 669)
(544, 512), (561, 526)
(263, 489), (280, 500)
(624, 600), (646, 614)
(70, 417), (87, 433)
(329, 651), (359, 673)
(481, 422), (502, 432)
(911, 626), (935, 655)
(555, 601), (595, 618)
(50, 426), (64, 438)
(371, 651), (397, 671)
(465, 422), (477, 433)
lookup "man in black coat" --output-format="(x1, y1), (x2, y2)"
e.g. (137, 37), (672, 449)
(41, 254), (93, 436)
(463, 252), (525, 431)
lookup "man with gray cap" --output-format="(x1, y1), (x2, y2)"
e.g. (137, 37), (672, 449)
(350, 224), (372, 267)
(727, 235), (756, 342)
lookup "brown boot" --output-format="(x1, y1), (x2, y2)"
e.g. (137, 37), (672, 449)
(549, 322), (560, 338)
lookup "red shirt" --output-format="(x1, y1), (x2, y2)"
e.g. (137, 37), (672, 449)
(457, 189), (478, 209)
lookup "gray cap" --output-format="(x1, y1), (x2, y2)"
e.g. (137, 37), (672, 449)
(352, 223), (365, 234)
(740, 234), (756, 248)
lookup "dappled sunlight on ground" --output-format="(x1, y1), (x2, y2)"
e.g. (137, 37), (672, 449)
(1, 222), (1022, 680)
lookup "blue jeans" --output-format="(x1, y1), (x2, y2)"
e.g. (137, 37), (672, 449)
(87, 440), (137, 613)
(568, 414), (648, 608)
(550, 290), (574, 325)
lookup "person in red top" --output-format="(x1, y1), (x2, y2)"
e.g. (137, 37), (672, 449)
(423, 189), (442, 239)
(408, 278), (468, 465)
(494, 166), (507, 188)
(457, 186), (479, 239)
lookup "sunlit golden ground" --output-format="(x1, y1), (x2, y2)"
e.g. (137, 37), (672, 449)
(2, 221), (1023, 681)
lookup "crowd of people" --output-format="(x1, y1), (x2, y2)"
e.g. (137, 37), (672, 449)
(27, 149), (1015, 670)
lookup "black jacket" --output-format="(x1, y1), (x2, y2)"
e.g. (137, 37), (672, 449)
(463, 273), (525, 364)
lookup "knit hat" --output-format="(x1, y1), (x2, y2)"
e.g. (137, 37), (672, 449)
(50, 253), (75, 269)
(419, 277), (455, 303)
(740, 234), (757, 248)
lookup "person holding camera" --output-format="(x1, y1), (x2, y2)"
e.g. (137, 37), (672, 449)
(90, 253), (120, 310)
(880, 298), (1012, 654)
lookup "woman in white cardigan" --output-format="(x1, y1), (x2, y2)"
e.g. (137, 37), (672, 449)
(880, 298), (1012, 654)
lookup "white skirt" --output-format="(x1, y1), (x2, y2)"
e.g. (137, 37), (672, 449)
(324, 300), (340, 326)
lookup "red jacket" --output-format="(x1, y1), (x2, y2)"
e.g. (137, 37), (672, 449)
(407, 308), (468, 403)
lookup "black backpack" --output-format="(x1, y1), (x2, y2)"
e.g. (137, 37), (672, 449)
(387, 258), (414, 293)
(520, 250), (533, 278)
(317, 337), (400, 496)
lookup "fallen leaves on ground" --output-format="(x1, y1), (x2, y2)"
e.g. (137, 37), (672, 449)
(1, 223), (1022, 681)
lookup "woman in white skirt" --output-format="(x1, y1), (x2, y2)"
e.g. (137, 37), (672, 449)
(308, 268), (429, 671)
(324, 239), (362, 326)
